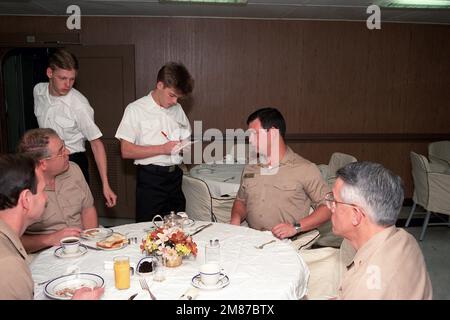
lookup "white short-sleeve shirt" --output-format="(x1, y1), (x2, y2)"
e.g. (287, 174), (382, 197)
(115, 91), (191, 166)
(33, 83), (103, 153)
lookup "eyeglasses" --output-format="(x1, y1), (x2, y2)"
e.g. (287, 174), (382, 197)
(42, 142), (67, 161)
(324, 192), (358, 211)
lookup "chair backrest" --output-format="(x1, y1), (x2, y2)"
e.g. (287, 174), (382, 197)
(328, 152), (358, 175)
(181, 175), (215, 222)
(410, 151), (430, 208)
(428, 141), (450, 166)
(326, 152), (358, 187)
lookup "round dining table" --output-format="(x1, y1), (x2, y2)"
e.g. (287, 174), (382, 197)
(30, 221), (309, 300)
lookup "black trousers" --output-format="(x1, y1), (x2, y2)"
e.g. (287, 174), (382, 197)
(136, 164), (186, 223)
(69, 152), (90, 184)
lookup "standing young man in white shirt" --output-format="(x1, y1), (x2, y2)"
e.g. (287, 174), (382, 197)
(33, 49), (117, 208)
(115, 62), (194, 222)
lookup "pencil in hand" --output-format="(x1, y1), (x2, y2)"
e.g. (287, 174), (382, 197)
(161, 131), (170, 140)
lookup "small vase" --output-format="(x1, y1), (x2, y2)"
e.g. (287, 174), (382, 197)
(165, 255), (182, 268)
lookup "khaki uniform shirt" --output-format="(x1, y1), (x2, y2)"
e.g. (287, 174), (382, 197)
(0, 220), (34, 299)
(338, 226), (433, 300)
(26, 162), (94, 234)
(236, 147), (329, 231)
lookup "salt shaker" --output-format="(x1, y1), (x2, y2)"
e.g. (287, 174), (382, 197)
(205, 239), (220, 266)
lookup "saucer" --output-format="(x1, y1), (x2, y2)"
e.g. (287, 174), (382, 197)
(196, 168), (214, 174)
(184, 218), (195, 228)
(54, 246), (88, 259)
(191, 273), (230, 290)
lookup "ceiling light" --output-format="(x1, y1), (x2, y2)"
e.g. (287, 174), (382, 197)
(378, 0), (450, 8)
(160, 0), (247, 4)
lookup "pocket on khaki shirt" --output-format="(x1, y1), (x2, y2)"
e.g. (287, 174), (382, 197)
(272, 183), (301, 201)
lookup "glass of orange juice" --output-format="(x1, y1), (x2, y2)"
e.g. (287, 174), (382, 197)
(114, 256), (130, 290)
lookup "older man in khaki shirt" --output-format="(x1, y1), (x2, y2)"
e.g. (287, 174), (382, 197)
(328, 161), (432, 299)
(230, 108), (331, 239)
(17, 128), (98, 253)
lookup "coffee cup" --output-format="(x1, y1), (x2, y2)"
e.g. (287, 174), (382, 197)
(199, 263), (221, 286)
(60, 236), (80, 254)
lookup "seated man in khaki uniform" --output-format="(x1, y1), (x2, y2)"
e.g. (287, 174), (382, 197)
(230, 108), (332, 240)
(328, 161), (432, 299)
(0, 154), (103, 299)
(17, 128), (98, 253)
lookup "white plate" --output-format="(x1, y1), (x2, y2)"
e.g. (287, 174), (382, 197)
(54, 246), (88, 258)
(80, 228), (113, 240)
(196, 168), (214, 174)
(44, 273), (104, 300)
(191, 273), (230, 290)
(96, 234), (128, 251)
(184, 218), (195, 228)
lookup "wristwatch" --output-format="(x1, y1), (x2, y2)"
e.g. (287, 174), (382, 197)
(293, 222), (302, 234)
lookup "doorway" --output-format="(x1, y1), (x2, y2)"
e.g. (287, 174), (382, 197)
(0, 45), (136, 220)
(1, 48), (53, 152)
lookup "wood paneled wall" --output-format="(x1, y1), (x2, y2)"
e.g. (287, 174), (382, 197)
(1, 16), (450, 197)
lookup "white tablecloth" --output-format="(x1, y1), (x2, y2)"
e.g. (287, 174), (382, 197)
(189, 164), (245, 198)
(30, 222), (309, 300)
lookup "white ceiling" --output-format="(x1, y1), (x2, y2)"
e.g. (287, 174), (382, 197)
(0, 0), (449, 25)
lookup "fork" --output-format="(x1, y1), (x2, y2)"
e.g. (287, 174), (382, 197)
(139, 278), (157, 300)
(254, 239), (276, 249)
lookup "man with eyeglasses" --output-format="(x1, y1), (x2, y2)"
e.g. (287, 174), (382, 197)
(16, 128), (98, 253)
(230, 108), (332, 241)
(329, 161), (432, 299)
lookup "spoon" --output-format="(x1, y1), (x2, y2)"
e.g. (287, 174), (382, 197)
(254, 239), (276, 249)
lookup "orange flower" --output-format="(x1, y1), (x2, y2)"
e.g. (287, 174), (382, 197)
(142, 226), (197, 258)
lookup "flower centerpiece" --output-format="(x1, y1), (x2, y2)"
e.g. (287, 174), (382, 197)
(141, 226), (198, 267)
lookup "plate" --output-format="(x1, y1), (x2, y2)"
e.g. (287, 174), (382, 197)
(191, 273), (230, 290)
(96, 233), (128, 251)
(44, 273), (104, 300)
(80, 228), (113, 240)
(97, 242), (128, 251)
(196, 168), (214, 174)
(184, 218), (195, 228)
(54, 246), (88, 258)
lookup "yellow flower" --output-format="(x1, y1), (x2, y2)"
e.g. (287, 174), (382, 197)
(141, 226), (197, 259)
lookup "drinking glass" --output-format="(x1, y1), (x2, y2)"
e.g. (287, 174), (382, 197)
(114, 256), (130, 289)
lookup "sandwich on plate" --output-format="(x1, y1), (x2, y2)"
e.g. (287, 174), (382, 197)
(96, 233), (126, 249)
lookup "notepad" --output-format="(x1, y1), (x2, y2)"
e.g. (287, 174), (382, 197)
(172, 139), (200, 154)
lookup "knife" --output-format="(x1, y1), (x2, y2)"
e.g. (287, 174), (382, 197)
(128, 293), (138, 300)
(190, 223), (213, 236)
(81, 243), (101, 251)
